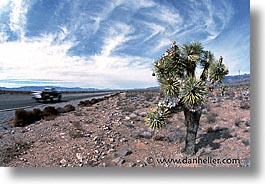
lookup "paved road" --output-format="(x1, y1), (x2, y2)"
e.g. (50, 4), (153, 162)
(0, 92), (114, 111)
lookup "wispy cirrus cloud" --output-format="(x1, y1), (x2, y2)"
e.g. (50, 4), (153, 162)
(0, 0), (249, 88)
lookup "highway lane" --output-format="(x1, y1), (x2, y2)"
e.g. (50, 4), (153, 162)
(0, 92), (114, 111)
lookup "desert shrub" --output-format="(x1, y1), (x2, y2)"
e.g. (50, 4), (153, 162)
(79, 97), (103, 107)
(78, 100), (92, 106)
(63, 104), (75, 112)
(32, 108), (42, 119)
(56, 107), (66, 113)
(42, 106), (58, 120)
(13, 109), (31, 127)
(90, 98), (101, 104)
(13, 108), (42, 127)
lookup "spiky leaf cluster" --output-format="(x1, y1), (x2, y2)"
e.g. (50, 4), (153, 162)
(146, 41), (229, 130)
(209, 59), (229, 84)
(145, 107), (169, 129)
(180, 77), (207, 111)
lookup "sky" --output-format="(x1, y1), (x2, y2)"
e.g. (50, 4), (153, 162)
(0, 0), (250, 89)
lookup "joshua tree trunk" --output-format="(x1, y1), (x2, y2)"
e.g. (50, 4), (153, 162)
(183, 108), (202, 155)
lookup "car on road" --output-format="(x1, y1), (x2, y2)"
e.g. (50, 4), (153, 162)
(31, 88), (62, 102)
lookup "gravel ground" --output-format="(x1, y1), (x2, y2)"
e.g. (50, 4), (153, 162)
(0, 85), (250, 167)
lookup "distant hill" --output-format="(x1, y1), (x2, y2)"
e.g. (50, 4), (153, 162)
(223, 74), (250, 85)
(0, 74), (250, 92)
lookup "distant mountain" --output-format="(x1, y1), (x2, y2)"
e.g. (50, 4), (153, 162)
(0, 86), (99, 92)
(0, 74), (250, 92)
(223, 74), (250, 85)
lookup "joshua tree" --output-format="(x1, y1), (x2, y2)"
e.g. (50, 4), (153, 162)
(146, 41), (229, 155)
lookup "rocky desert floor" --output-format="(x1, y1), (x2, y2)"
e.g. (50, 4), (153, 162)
(0, 84), (250, 167)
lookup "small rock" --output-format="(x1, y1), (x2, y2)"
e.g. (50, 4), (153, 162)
(213, 125), (221, 132)
(153, 135), (166, 141)
(93, 136), (100, 141)
(242, 139), (250, 146)
(60, 159), (67, 165)
(119, 148), (133, 156)
(112, 157), (125, 165)
(102, 162), (107, 167)
(125, 124), (135, 129)
(139, 112), (147, 117)
(244, 127), (250, 132)
(112, 152), (119, 158)
(107, 148), (115, 153)
(103, 126), (111, 131)
(76, 153), (83, 160)
(134, 131), (153, 139)
(128, 162), (136, 167)
(125, 116), (130, 120)
(119, 137), (127, 142)
(129, 113), (138, 119)
(245, 121), (251, 127)
(109, 138), (115, 142)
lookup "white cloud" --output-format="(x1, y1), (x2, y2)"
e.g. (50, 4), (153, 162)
(0, 0), (248, 89)
(148, 4), (183, 26)
(0, 29), (8, 43)
(0, 0), (9, 9)
(100, 23), (134, 57)
(140, 22), (165, 43)
(186, 0), (234, 42)
(0, 33), (157, 88)
(9, 0), (30, 39)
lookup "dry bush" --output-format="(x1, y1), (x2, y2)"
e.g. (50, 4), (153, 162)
(56, 107), (66, 113)
(42, 106), (58, 120)
(79, 98), (102, 107)
(12, 108), (42, 127)
(63, 104), (75, 112)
